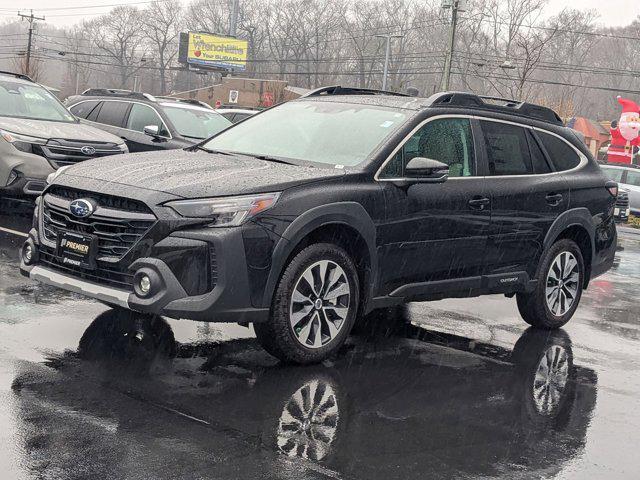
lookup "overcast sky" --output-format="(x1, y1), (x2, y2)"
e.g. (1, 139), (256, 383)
(0, 0), (637, 28)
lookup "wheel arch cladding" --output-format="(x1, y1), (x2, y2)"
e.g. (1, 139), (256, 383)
(544, 208), (595, 288)
(263, 202), (378, 312)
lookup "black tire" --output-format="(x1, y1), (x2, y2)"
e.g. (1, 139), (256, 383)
(516, 239), (584, 329)
(254, 243), (360, 364)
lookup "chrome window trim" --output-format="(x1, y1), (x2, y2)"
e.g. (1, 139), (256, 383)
(374, 114), (588, 182)
(68, 99), (173, 140)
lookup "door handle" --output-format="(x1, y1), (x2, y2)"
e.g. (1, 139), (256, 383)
(546, 193), (563, 206)
(468, 197), (490, 210)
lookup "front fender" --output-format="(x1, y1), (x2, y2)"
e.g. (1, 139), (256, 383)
(261, 202), (378, 309)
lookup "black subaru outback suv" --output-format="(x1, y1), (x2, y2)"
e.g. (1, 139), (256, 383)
(21, 87), (618, 364)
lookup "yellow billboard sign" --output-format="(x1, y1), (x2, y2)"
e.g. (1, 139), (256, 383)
(186, 32), (248, 71)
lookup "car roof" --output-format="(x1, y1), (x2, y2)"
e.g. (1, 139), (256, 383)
(0, 71), (36, 85)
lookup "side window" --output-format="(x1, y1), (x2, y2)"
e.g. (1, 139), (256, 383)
(601, 167), (624, 183)
(481, 121), (533, 176)
(379, 118), (475, 178)
(538, 132), (582, 171)
(95, 101), (130, 127)
(527, 131), (552, 174)
(69, 101), (99, 119)
(126, 103), (168, 136)
(626, 170), (640, 187)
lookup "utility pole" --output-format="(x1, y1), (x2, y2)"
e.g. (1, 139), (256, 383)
(440, 0), (464, 92)
(375, 34), (403, 91)
(18, 10), (45, 78)
(229, 0), (240, 37)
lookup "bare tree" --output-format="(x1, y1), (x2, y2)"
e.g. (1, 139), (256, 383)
(88, 6), (146, 89)
(142, 0), (183, 94)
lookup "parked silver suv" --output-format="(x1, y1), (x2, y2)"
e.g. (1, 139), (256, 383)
(0, 71), (127, 201)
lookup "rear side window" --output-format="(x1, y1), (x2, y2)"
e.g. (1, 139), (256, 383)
(69, 101), (99, 119)
(527, 131), (552, 174)
(481, 121), (532, 175)
(95, 101), (130, 127)
(538, 132), (582, 171)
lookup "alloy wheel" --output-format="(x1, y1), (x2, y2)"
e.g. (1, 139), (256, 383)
(532, 345), (570, 415)
(277, 379), (339, 461)
(545, 251), (580, 316)
(289, 260), (351, 349)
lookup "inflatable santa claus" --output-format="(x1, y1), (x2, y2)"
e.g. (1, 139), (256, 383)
(607, 96), (640, 164)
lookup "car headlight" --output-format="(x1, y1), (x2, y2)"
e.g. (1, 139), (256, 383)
(118, 143), (129, 153)
(0, 129), (47, 153)
(46, 165), (72, 185)
(166, 192), (280, 227)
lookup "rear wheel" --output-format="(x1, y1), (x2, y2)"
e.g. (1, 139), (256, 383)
(516, 239), (584, 329)
(254, 243), (359, 364)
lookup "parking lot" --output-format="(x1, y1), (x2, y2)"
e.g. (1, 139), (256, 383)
(1, 204), (639, 479)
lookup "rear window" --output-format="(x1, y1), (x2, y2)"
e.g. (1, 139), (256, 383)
(538, 132), (582, 171)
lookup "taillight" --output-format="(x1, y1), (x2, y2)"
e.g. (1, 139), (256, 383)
(605, 181), (618, 198)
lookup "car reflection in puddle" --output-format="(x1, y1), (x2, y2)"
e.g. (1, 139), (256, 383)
(12, 307), (597, 479)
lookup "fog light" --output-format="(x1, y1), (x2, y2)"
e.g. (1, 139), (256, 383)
(138, 275), (151, 296)
(21, 240), (37, 265)
(24, 244), (33, 262)
(6, 169), (18, 186)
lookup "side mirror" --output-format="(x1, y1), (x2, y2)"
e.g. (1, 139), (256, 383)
(399, 157), (449, 185)
(143, 125), (160, 137)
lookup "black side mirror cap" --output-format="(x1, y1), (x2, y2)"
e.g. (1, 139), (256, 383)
(393, 157), (449, 187)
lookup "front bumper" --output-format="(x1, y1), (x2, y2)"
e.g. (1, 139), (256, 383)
(20, 226), (270, 324)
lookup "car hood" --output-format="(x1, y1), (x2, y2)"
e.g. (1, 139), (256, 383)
(0, 117), (124, 144)
(58, 149), (345, 198)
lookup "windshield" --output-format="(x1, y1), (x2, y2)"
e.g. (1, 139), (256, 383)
(0, 80), (75, 122)
(202, 101), (410, 166)
(161, 104), (232, 139)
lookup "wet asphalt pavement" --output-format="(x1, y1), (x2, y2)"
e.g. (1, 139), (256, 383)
(1, 203), (639, 479)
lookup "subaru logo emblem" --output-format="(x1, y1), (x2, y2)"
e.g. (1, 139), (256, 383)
(80, 146), (96, 155)
(69, 199), (94, 218)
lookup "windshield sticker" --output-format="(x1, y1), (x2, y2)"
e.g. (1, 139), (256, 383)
(380, 120), (394, 128)
(24, 92), (44, 101)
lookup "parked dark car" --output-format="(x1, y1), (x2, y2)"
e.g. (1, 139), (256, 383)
(0, 72), (127, 201)
(21, 87), (618, 363)
(65, 89), (232, 153)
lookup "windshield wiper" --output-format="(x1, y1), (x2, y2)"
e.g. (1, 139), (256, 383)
(191, 145), (233, 155)
(243, 153), (296, 166)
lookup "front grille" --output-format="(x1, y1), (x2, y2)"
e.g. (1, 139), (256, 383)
(616, 192), (630, 208)
(209, 245), (218, 288)
(41, 188), (156, 259)
(33, 139), (123, 168)
(39, 246), (134, 290)
(48, 186), (151, 214)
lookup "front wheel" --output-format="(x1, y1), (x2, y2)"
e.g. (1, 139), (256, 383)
(254, 243), (359, 364)
(516, 239), (584, 329)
